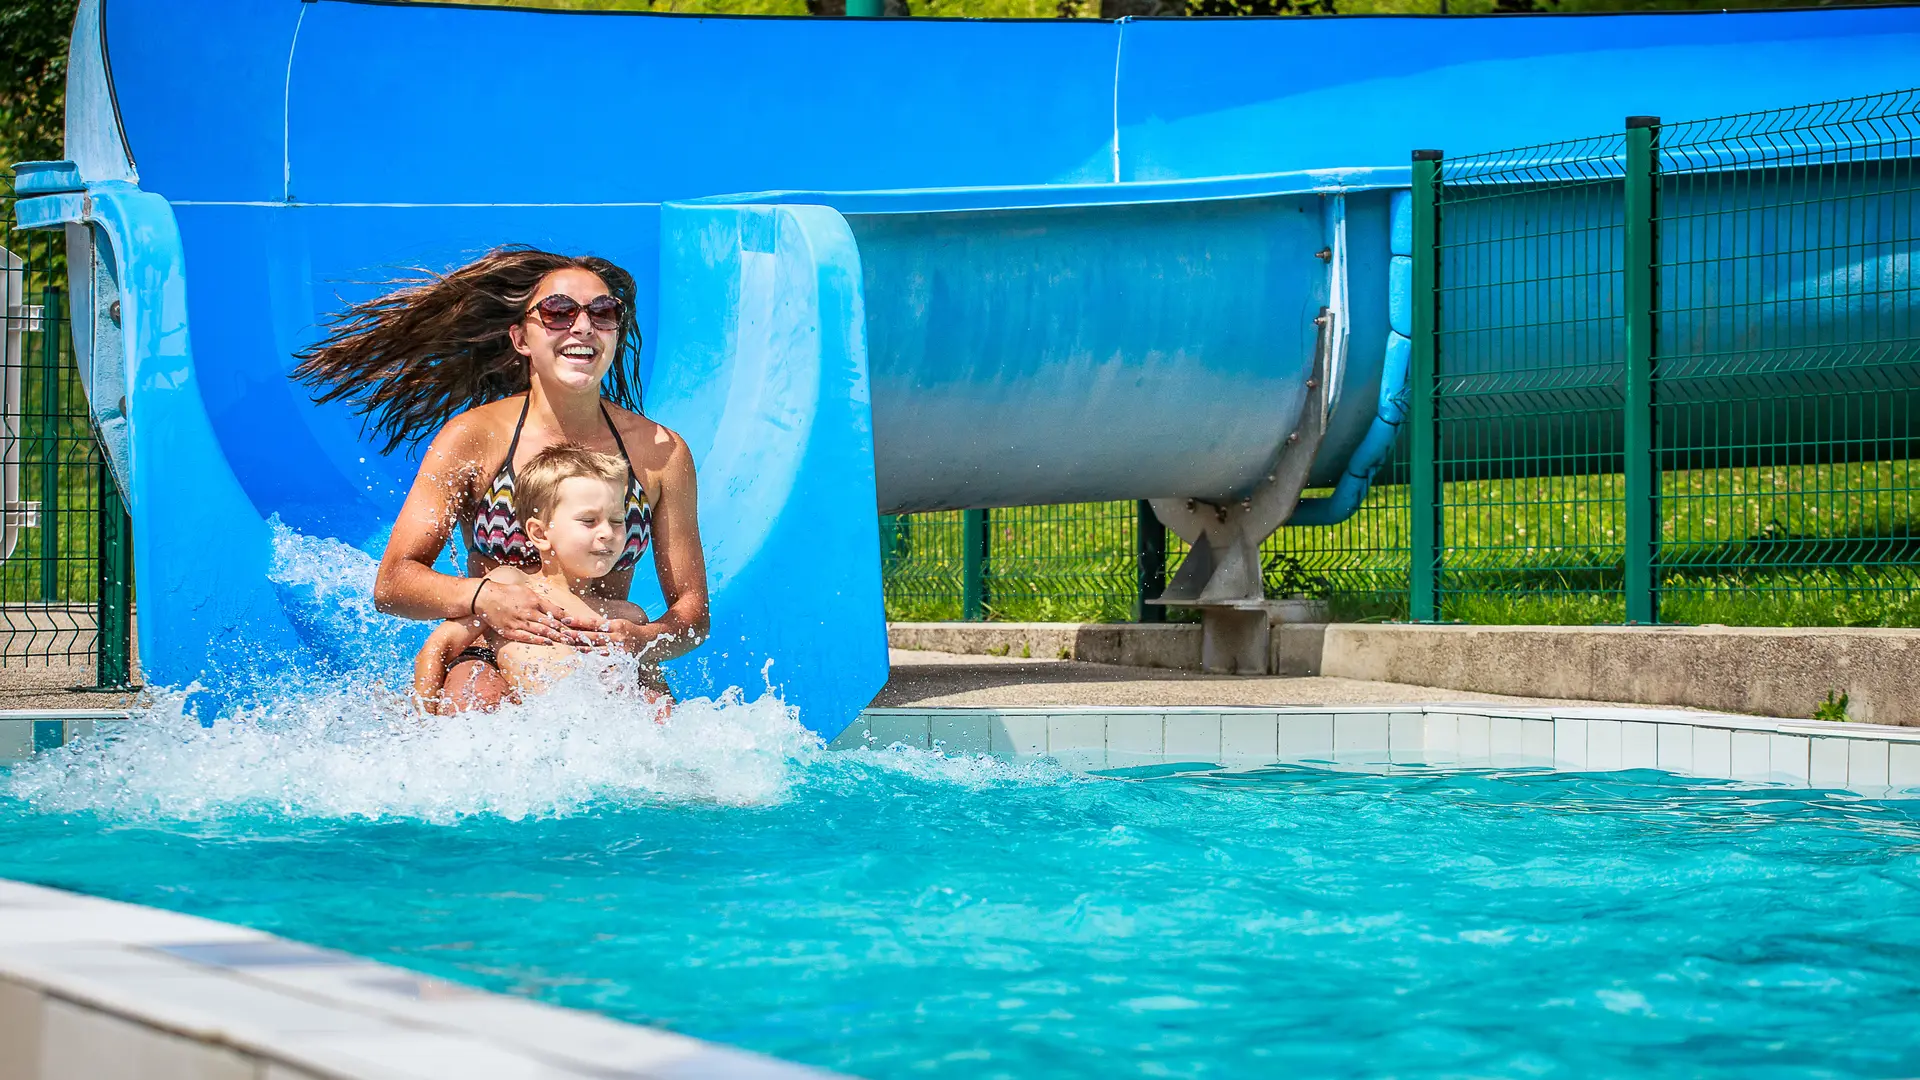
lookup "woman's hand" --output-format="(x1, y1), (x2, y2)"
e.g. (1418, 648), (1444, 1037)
(566, 615), (693, 665)
(473, 578), (583, 646)
(568, 616), (669, 658)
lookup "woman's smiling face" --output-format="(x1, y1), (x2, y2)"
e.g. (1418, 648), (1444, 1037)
(510, 267), (619, 395)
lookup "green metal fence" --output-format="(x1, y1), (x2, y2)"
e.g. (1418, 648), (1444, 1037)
(1414, 130), (1638, 623)
(0, 176), (136, 684)
(881, 481), (1411, 624)
(882, 89), (1920, 630)
(1651, 93), (1920, 627)
(881, 503), (1146, 623)
(1410, 88), (1920, 627)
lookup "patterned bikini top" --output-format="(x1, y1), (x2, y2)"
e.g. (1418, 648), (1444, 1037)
(469, 396), (653, 572)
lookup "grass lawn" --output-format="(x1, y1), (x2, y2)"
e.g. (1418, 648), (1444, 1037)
(884, 455), (1920, 628)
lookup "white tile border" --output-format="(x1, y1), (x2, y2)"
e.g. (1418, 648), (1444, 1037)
(0, 879), (837, 1080)
(845, 704), (1920, 797)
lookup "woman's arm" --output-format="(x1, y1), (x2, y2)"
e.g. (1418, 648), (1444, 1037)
(577, 435), (710, 661)
(373, 420), (579, 645)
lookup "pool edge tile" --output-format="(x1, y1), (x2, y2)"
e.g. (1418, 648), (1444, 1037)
(1279, 713), (1335, 764)
(1164, 713), (1222, 765)
(1693, 726), (1733, 780)
(1808, 736), (1848, 789)
(1425, 714), (1461, 766)
(1106, 713), (1166, 766)
(1656, 722), (1692, 774)
(1388, 712), (1425, 764)
(1848, 737), (1891, 793)
(1730, 730), (1772, 782)
(1048, 713), (1107, 770)
(1220, 713), (1278, 767)
(1553, 717), (1589, 771)
(931, 713), (991, 756)
(989, 714), (1048, 758)
(1332, 712), (1390, 765)
(1519, 719), (1554, 767)
(1588, 720), (1624, 772)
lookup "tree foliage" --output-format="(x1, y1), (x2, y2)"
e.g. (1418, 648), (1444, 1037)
(1, 0), (1913, 168)
(0, 0), (77, 174)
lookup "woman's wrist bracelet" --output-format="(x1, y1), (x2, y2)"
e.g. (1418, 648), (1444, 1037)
(469, 578), (489, 616)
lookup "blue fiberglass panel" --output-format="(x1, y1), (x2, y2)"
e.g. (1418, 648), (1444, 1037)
(1114, 8), (1920, 181)
(102, 0), (299, 201)
(1314, 186), (1392, 488)
(849, 194), (1330, 510)
(686, 171), (1401, 505)
(285, 2), (1118, 205)
(650, 202), (887, 737)
(172, 203), (664, 547)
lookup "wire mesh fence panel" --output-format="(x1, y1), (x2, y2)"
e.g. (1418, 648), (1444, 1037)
(0, 178), (131, 678)
(1431, 134), (1633, 624)
(1262, 443), (1413, 622)
(880, 490), (1410, 626)
(881, 504), (1143, 623)
(984, 502), (1137, 623)
(880, 511), (966, 622)
(1654, 90), (1920, 627)
(878, 91), (1920, 631)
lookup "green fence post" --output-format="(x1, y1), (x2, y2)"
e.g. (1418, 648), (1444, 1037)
(96, 467), (134, 688)
(845, 0), (883, 15)
(1134, 500), (1166, 623)
(1408, 150), (1442, 622)
(1623, 117), (1661, 625)
(961, 508), (988, 621)
(38, 288), (60, 602)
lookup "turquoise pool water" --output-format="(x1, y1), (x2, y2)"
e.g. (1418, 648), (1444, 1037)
(5, 694), (1920, 1079)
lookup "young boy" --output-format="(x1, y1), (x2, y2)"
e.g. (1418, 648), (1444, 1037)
(414, 444), (664, 713)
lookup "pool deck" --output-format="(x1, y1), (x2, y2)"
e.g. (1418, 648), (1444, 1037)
(0, 648), (1693, 718)
(0, 663), (140, 713)
(877, 648), (1698, 713)
(0, 879), (839, 1079)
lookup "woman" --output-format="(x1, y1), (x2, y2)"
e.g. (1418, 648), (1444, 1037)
(294, 247), (709, 709)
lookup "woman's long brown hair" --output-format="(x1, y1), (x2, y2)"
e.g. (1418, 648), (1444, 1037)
(291, 246), (643, 454)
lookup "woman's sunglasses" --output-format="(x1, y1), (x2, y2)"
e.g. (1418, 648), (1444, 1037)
(530, 293), (625, 332)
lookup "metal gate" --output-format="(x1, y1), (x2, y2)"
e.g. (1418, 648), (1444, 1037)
(0, 175), (134, 686)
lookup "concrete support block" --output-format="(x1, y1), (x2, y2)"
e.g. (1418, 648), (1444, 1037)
(1270, 623), (1327, 676)
(1201, 608), (1268, 675)
(886, 623), (1082, 661)
(1320, 624), (1920, 726)
(887, 622), (1200, 670)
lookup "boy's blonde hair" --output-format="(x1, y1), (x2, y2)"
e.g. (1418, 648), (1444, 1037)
(516, 443), (627, 523)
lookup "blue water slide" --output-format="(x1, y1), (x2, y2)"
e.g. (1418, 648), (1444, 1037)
(16, 0), (1920, 734)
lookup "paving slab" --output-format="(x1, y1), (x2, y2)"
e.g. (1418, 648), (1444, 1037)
(0, 663), (141, 711)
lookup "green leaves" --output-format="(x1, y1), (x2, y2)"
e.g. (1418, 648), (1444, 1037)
(0, 0), (78, 174)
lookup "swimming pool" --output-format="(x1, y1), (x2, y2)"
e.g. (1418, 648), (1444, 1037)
(6, 687), (1920, 1078)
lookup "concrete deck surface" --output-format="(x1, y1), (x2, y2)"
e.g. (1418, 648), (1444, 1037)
(875, 648), (1698, 712)
(0, 650), (1706, 718)
(0, 663), (141, 712)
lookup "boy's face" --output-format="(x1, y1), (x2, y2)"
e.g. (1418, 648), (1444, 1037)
(530, 476), (626, 580)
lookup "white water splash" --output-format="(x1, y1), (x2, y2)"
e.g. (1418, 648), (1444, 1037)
(7, 519), (1077, 823)
(838, 740), (1083, 790)
(7, 658), (822, 824)
(265, 515), (423, 677)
